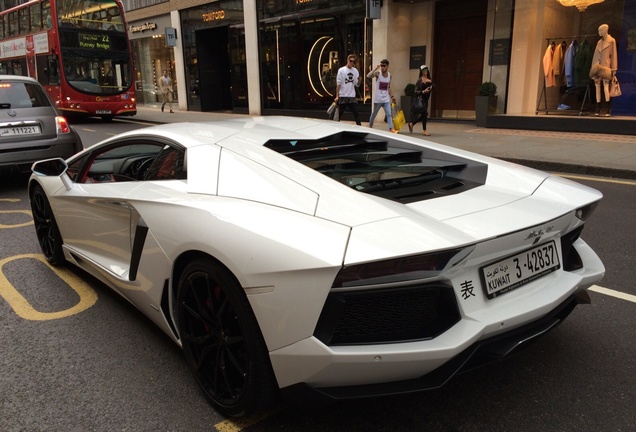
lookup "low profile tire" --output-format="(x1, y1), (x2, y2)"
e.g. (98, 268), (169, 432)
(30, 184), (65, 266)
(177, 258), (278, 417)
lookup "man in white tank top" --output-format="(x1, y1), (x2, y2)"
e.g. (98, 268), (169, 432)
(367, 59), (397, 133)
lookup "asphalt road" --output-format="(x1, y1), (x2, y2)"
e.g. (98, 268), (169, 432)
(0, 119), (634, 432)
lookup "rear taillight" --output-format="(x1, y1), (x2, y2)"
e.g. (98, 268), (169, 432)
(332, 248), (464, 288)
(56, 116), (71, 134)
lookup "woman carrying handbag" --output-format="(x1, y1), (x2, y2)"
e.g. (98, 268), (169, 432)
(408, 65), (434, 136)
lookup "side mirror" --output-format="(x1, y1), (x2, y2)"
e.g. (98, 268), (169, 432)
(32, 158), (68, 176)
(32, 158), (73, 191)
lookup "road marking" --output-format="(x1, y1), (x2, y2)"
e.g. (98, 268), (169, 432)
(0, 254), (98, 320)
(116, 118), (158, 126)
(81, 128), (97, 132)
(557, 174), (636, 186)
(0, 209), (33, 228)
(0, 198), (21, 202)
(590, 285), (636, 303)
(214, 408), (283, 431)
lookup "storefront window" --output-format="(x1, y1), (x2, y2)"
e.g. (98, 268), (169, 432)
(486, 0), (514, 114)
(539, 0), (633, 116)
(257, 1), (368, 112)
(180, 2), (246, 112)
(131, 37), (174, 105)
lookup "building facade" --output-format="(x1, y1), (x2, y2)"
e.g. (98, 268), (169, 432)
(123, 0), (635, 118)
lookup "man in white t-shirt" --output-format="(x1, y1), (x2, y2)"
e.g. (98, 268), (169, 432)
(334, 54), (362, 125)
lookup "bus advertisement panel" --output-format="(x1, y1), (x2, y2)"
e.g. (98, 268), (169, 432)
(0, 0), (136, 121)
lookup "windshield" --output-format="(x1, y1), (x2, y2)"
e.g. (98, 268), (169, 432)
(57, 0), (131, 95)
(57, 0), (125, 31)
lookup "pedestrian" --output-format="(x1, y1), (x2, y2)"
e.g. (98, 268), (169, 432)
(158, 70), (174, 113)
(335, 54), (362, 125)
(367, 59), (398, 133)
(408, 65), (434, 136)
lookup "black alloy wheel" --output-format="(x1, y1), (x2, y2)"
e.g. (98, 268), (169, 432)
(30, 184), (65, 265)
(177, 258), (277, 417)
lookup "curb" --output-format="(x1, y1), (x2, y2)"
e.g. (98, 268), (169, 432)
(501, 158), (636, 180)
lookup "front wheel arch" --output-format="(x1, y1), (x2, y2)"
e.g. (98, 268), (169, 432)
(29, 182), (65, 266)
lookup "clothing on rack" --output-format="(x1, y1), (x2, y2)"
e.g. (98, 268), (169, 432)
(564, 40), (578, 88)
(538, 34), (597, 115)
(543, 43), (555, 87)
(575, 40), (593, 87)
(552, 41), (567, 86)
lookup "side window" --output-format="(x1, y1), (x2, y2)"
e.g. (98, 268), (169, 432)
(43, 1), (52, 30)
(8, 12), (18, 37)
(144, 146), (186, 181)
(78, 142), (164, 183)
(66, 154), (90, 182)
(19, 8), (29, 35)
(30, 4), (42, 33)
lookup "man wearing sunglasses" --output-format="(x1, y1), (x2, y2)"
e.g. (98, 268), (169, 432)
(334, 54), (362, 125)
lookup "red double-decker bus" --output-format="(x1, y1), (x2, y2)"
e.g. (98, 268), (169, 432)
(0, 0), (136, 121)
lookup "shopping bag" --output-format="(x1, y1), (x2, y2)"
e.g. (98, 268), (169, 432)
(392, 103), (406, 131)
(610, 76), (622, 97)
(327, 101), (337, 118)
(333, 104), (340, 121)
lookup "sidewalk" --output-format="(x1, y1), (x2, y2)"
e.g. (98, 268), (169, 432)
(134, 105), (636, 180)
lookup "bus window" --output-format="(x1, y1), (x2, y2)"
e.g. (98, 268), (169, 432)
(31, 4), (42, 33)
(19, 8), (29, 35)
(0, 16), (4, 40)
(11, 59), (26, 76)
(8, 12), (18, 37)
(43, 1), (52, 30)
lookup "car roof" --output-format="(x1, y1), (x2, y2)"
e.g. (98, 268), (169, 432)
(109, 116), (360, 150)
(0, 75), (39, 84)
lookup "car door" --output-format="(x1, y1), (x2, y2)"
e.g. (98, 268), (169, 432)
(53, 140), (164, 280)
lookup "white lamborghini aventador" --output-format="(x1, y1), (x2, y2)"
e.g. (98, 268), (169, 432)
(29, 116), (604, 417)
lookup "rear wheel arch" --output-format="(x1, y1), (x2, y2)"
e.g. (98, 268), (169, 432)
(172, 251), (279, 417)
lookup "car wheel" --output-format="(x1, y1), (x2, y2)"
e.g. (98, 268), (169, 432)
(177, 258), (278, 417)
(30, 184), (65, 265)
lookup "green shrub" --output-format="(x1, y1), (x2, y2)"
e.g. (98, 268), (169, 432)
(478, 82), (497, 96)
(404, 83), (416, 96)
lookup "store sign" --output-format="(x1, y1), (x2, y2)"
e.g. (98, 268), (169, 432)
(409, 46), (426, 70)
(203, 10), (225, 22)
(78, 33), (111, 50)
(366, 0), (381, 19)
(489, 39), (511, 66)
(130, 22), (157, 33)
(165, 27), (177, 47)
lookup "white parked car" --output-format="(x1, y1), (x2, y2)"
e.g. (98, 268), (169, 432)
(29, 117), (604, 417)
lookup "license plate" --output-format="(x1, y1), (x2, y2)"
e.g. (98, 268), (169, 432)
(0, 125), (41, 136)
(481, 240), (560, 299)
(96, 110), (112, 114)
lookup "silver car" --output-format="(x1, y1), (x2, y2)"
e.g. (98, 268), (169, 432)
(0, 75), (82, 174)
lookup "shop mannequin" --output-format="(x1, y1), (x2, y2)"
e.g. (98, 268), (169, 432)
(589, 24), (617, 116)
